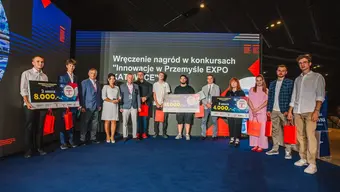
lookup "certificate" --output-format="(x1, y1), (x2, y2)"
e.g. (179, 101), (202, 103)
(163, 94), (200, 113)
(211, 96), (249, 118)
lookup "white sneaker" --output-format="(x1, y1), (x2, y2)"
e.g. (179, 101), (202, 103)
(304, 164), (317, 174)
(294, 159), (308, 166)
(266, 149), (279, 155)
(285, 151), (292, 159)
(175, 135), (182, 139)
(186, 134), (190, 140)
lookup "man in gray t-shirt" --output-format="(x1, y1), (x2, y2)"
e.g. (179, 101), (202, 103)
(152, 72), (171, 138)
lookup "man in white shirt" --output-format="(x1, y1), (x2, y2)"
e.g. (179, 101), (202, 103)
(20, 56), (48, 158)
(288, 54), (326, 174)
(153, 72), (171, 138)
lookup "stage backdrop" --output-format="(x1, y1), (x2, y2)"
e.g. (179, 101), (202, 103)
(75, 31), (261, 136)
(0, 0), (71, 157)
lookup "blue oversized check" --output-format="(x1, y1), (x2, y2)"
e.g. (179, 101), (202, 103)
(163, 94), (200, 113)
(211, 96), (249, 118)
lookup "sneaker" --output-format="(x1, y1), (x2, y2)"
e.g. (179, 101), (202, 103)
(304, 164), (317, 174)
(69, 142), (77, 148)
(266, 149), (279, 156)
(285, 151), (292, 159)
(294, 159), (308, 167)
(142, 133), (148, 139)
(186, 134), (190, 140)
(162, 134), (168, 139)
(60, 144), (68, 150)
(153, 134), (158, 138)
(229, 137), (234, 145)
(175, 135), (182, 139)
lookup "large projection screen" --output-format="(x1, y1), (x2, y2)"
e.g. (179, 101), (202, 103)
(75, 32), (261, 136)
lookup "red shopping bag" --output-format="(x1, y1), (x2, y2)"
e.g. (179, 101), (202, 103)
(43, 109), (55, 135)
(155, 109), (164, 122)
(139, 103), (149, 117)
(247, 117), (261, 137)
(265, 118), (272, 137)
(195, 105), (204, 118)
(64, 108), (73, 130)
(284, 122), (297, 144)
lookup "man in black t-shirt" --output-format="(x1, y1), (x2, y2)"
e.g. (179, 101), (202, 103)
(174, 75), (195, 140)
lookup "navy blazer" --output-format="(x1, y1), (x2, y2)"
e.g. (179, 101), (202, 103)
(81, 79), (102, 111)
(267, 78), (294, 113)
(58, 73), (78, 112)
(120, 83), (141, 109)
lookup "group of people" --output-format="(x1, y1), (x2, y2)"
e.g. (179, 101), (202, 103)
(20, 53), (325, 174)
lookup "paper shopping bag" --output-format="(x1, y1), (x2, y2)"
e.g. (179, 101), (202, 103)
(64, 108), (73, 130)
(265, 119), (272, 137)
(139, 103), (149, 117)
(155, 109), (164, 122)
(44, 109), (55, 135)
(284, 123), (297, 144)
(195, 105), (204, 118)
(247, 117), (261, 137)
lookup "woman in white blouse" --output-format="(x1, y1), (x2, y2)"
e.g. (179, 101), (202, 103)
(101, 73), (120, 143)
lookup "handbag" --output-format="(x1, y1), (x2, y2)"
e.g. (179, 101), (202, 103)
(43, 108), (55, 135)
(139, 103), (149, 117)
(284, 122), (297, 144)
(155, 109), (164, 122)
(265, 117), (272, 137)
(64, 107), (73, 130)
(247, 116), (261, 137)
(195, 105), (204, 118)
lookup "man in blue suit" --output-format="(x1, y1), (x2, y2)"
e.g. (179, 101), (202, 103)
(58, 59), (78, 149)
(120, 73), (141, 141)
(80, 68), (102, 145)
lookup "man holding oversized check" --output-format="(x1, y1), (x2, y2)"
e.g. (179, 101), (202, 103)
(163, 75), (198, 140)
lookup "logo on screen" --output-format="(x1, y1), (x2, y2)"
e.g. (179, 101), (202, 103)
(244, 44), (259, 54)
(237, 99), (248, 110)
(60, 26), (65, 43)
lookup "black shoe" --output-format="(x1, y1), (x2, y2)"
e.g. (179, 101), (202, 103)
(78, 141), (86, 146)
(69, 142), (77, 148)
(212, 137), (218, 141)
(201, 136), (206, 140)
(229, 140), (234, 145)
(37, 149), (47, 156)
(24, 150), (32, 158)
(123, 137), (128, 142)
(91, 140), (100, 144)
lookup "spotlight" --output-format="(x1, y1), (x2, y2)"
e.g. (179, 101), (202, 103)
(266, 26), (269, 30)
(277, 21), (281, 24)
(270, 24), (275, 27)
(325, 73), (328, 76)
(200, 3), (205, 8)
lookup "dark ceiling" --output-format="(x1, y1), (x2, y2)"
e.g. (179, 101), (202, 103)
(54, 0), (339, 79)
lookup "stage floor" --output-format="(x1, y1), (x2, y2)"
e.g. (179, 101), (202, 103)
(0, 137), (339, 192)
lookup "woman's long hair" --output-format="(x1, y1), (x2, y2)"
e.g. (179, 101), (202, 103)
(253, 74), (267, 93)
(107, 73), (116, 85)
(228, 77), (242, 91)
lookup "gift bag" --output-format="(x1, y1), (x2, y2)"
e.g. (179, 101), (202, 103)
(43, 109), (55, 135)
(265, 118), (272, 137)
(195, 105), (204, 118)
(139, 103), (149, 117)
(284, 122), (297, 144)
(64, 108), (73, 130)
(247, 117), (261, 137)
(155, 109), (164, 122)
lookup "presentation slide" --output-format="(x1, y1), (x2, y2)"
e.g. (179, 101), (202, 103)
(76, 31), (260, 136)
(0, 0), (71, 157)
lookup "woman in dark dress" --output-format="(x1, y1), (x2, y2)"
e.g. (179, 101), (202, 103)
(226, 78), (245, 147)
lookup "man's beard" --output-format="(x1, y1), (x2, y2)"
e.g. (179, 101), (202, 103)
(180, 82), (186, 85)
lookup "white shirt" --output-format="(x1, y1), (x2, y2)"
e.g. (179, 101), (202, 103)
(289, 71), (325, 114)
(127, 83), (133, 94)
(90, 79), (97, 91)
(20, 68), (48, 97)
(67, 72), (74, 83)
(153, 81), (170, 105)
(273, 80), (283, 111)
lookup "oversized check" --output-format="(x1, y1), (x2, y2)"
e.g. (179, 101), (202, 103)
(211, 96), (249, 118)
(163, 94), (200, 113)
(28, 81), (80, 109)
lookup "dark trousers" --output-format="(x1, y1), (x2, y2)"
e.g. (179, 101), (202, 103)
(80, 109), (99, 141)
(24, 107), (47, 151)
(137, 116), (149, 134)
(153, 106), (168, 135)
(60, 110), (76, 145)
(228, 117), (243, 139)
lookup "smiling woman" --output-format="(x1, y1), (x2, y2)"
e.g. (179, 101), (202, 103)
(0, 0), (10, 81)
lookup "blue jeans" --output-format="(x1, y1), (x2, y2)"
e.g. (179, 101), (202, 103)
(60, 110), (76, 145)
(137, 116), (149, 134)
(201, 108), (218, 137)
